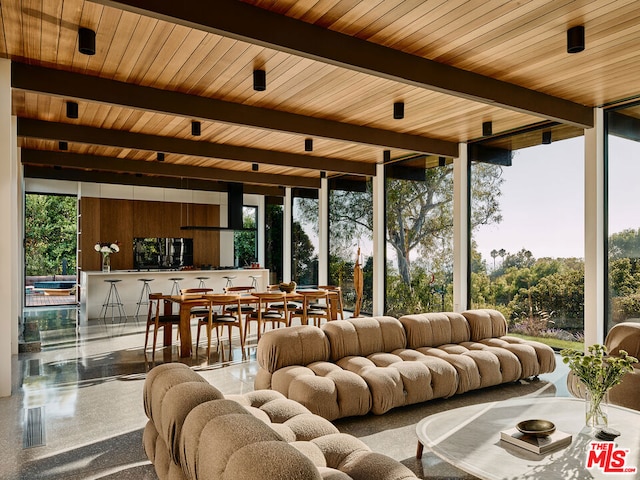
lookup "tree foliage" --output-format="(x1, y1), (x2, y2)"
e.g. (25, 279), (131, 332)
(25, 194), (77, 276)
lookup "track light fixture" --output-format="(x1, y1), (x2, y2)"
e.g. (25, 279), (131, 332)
(482, 121), (493, 136)
(304, 138), (313, 152)
(567, 26), (585, 54)
(393, 102), (405, 120)
(157, 152), (165, 162)
(66, 101), (79, 119)
(78, 27), (96, 56)
(320, 171), (327, 179)
(252, 163), (259, 171)
(253, 69), (266, 91)
(438, 157), (446, 167)
(59, 141), (68, 151)
(191, 121), (201, 136)
(542, 131), (552, 144)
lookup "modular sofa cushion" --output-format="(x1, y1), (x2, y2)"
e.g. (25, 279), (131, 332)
(258, 325), (331, 373)
(462, 309), (556, 378)
(144, 363), (418, 480)
(461, 309), (507, 341)
(322, 317), (406, 361)
(400, 312), (470, 348)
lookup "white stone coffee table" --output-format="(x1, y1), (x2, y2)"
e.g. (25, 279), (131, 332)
(416, 396), (639, 480)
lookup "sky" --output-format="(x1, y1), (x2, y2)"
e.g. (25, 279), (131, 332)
(474, 135), (640, 266)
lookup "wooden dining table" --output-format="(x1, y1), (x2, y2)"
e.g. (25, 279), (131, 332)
(161, 290), (339, 357)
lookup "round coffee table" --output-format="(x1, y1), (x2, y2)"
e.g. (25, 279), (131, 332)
(416, 396), (639, 480)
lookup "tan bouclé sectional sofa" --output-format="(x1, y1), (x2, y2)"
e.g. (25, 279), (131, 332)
(143, 363), (418, 480)
(255, 309), (556, 420)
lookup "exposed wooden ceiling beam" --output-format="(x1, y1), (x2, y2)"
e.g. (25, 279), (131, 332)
(12, 64), (458, 158)
(17, 118), (373, 176)
(20, 149), (321, 189)
(24, 165), (285, 196)
(90, 0), (594, 129)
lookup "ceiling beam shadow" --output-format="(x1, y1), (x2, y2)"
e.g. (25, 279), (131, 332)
(12, 64), (458, 158)
(20, 149), (321, 189)
(24, 165), (285, 196)
(89, 0), (594, 128)
(17, 118), (373, 177)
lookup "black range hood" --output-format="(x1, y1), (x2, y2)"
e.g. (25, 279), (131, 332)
(180, 182), (246, 231)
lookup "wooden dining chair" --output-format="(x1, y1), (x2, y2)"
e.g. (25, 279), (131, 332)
(244, 292), (289, 343)
(223, 286), (257, 317)
(318, 285), (345, 320)
(195, 294), (245, 358)
(289, 290), (331, 327)
(180, 288), (214, 318)
(144, 293), (181, 360)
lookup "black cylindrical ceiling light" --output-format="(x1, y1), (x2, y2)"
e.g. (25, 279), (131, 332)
(393, 101), (405, 120)
(191, 121), (201, 136)
(304, 138), (313, 152)
(78, 27), (96, 56)
(542, 131), (552, 144)
(438, 156), (446, 167)
(253, 69), (266, 91)
(157, 152), (165, 162)
(567, 26), (585, 54)
(320, 171), (327, 179)
(66, 101), (79, 119)
(59, 141), (68, 151)
(482, 121), (493, 136)
(252, 163), (259, 171)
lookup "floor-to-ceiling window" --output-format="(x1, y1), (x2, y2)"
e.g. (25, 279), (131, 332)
(607, 104), (640, 334)
(384, 157), (454, 316)
(234, 206), (257, 267)
(470, 130), (585, 348)
(265, 198), (284, 285)
(328, 178), (373, 313)
(292, 189), (319, 286)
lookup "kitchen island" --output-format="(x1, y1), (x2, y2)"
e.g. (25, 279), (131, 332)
(80, 268), (269, 320)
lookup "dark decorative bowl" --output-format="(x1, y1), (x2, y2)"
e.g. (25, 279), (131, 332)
(516, 419), (556, 437)
(279, 281), (297, 293)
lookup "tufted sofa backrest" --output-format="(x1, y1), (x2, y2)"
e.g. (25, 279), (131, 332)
(606, 322), (640, 359)
(257, 325), (330, 373)
(322, 317), (406, 362)
(398, 312), (470, 348)
(461, 309), (508, 341)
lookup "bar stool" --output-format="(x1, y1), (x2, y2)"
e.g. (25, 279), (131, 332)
(100, 279), (128, 323)
(195, 276), (209, 288)
(135, 278), (154, 319)
(222, 275), (236, 288)
(169, 277), (183, 296)
(249, 274), (261, 289)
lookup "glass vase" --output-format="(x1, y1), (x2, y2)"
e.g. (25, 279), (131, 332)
(585, 388), (608, 429)
(102, 253), (111, 273)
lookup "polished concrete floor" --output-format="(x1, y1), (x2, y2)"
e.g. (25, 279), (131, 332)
(2, 306), (572, 480)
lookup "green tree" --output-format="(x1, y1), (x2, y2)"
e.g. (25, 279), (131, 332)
(609, 228), (640, 260)
(25, 194), (77, 276)
(234, 207), (257, 267)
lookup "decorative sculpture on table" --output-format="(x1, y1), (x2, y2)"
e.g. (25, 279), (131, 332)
(94, 241), (120, 272)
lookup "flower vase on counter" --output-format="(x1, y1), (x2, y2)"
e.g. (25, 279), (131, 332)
(95, 241), (120, 273)
(102, 253), (111, 273)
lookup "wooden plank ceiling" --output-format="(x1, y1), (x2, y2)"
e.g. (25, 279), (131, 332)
(2, 0), (640, 190)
